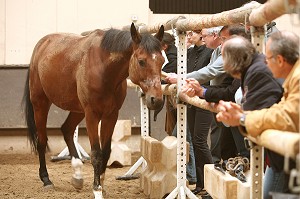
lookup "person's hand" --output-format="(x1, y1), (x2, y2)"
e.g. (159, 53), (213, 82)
(185, 78), (205, 97)
(181, 83), (196, 97)
(216, 100), (244, 126)
(164, 73), (178, 84)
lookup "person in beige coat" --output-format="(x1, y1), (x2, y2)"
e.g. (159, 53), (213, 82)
(216, 31), (299, 137)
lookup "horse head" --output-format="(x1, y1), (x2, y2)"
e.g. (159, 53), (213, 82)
(129, 23), (164, 110)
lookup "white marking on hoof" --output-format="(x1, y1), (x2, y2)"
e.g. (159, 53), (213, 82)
(93, 186), (103, 199)
(71, 157), (84, 189)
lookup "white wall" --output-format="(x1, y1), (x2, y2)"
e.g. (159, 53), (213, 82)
(0, 0), (149, 65)
(274, 14), (300, 33)
(0, 0), (299, 65)
(0, 0), (5, 65)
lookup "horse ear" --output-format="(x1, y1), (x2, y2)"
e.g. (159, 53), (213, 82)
(130, 23), (141, 44)
(155, 25), (164, 42)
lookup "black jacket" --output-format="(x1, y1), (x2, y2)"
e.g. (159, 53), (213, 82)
(203, 77), (240, 103)
(162, 44), (177, 73)
(241, 53), (285, 171)
(187, 45), (213, 87)
(241, 53), (283, 111)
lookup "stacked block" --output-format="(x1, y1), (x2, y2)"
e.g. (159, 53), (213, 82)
(140, 136), (187, 199)
(99, 120), (132, 166)
(204, 164), (250, 199)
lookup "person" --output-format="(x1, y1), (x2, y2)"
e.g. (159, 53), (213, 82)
(186, 31), (194, 49)
(159, 32), (178, 134)
(165, 26), (227, 85)
(185, 29), (214, 192)
(178, 26), (240, 166)
(171, 29), (214, 192)
(158, 32), (198, 185)
(166, 26), (234, 196)
(216, 31), (299, 198)
(161, 32), (177, 74)
(182, 24), (252, 161)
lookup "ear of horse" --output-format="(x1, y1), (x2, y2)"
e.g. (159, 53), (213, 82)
(155, 25), (164, 42)
(130, 23), (141, 45)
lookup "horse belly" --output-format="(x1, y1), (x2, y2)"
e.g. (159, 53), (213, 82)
(40, 70), (83, 112)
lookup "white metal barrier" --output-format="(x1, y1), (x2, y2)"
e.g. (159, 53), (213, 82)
(51, 125), (90, 161)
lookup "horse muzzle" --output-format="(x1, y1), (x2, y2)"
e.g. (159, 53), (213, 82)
(145, 95), (164, 110)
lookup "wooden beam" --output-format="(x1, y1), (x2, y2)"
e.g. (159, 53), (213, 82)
(249, 0), (298, 26)
(248, 129), (300, 159)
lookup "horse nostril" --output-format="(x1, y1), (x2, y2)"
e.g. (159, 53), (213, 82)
(151, 97), (155, 104)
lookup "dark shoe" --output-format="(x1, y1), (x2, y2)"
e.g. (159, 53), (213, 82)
(202, 192), (213, 199)
(214, 163), (226, 174)
(188, 181), (196, 185)
(191, 187), (207, 195)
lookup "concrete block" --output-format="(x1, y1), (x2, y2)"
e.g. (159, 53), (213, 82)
(99, 120), (132, 166)
(204, 164), (250, 199)
(140, 136), (186, 199)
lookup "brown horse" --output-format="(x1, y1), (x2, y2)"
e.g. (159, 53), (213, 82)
(23, 23), (164, 198)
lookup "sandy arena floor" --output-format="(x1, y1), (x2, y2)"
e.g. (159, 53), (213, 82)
(0, 154), (147, 199)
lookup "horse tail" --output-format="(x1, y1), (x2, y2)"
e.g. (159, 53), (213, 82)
(22, 69), (38, 152)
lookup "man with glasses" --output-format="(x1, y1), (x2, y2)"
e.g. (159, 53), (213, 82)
(216, 31), (299, 198)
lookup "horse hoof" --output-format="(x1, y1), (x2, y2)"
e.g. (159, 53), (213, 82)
(44, 184), (55, 190)
(93, 186), (103, 199)
(71, 176), (84, 190)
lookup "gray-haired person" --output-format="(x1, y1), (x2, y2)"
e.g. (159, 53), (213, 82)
(217, 32), (299, 198)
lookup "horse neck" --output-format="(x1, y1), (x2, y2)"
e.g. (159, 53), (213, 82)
(105, 49), (132, 84)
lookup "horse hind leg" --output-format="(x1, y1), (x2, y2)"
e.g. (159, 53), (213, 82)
(61, 112), (85, 158)
(31, 99), (53, 188)
(61, 112), (85, 189)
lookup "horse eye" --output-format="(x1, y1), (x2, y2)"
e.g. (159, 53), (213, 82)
(138, 59), (146, 67)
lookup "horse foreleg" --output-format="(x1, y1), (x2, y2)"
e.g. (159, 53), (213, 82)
(90, 142), (103, 199)
(98, 113), (118, 188)
(89, 138), (105, 197)
(85, 111), (103, 198)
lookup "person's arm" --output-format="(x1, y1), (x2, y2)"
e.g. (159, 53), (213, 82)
(242, 70), (283, 111)
(186, 55), (225, 84)
(245, 73), (299, 137)
(216, 62), (300, 137)
(203, 78), (239, 103)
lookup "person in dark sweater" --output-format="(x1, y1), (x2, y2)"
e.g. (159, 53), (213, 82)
(185, 30), (214, 195)
(160, 32), (199, 185)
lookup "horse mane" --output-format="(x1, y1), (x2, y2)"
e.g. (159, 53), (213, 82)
(101, 28), (162, 53)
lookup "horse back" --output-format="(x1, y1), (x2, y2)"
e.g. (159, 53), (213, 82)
(29, 30), (106, 112)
